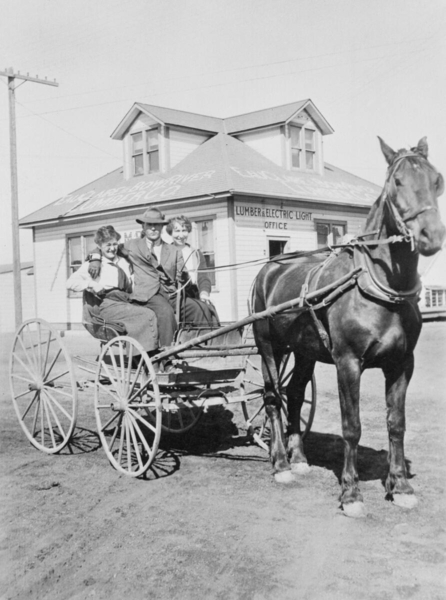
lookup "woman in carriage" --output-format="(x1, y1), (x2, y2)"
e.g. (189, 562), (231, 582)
(66, 225), (159, 354)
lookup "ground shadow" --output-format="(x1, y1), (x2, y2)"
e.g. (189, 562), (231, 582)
(304, 431), (415, 484)
(59, 427), (101, 455)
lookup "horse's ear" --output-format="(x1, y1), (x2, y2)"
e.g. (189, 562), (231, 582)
(378, 136), (396, 166)
(416, 137), (428, 158)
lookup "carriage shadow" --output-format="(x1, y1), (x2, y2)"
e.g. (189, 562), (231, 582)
(59, 427), (101, 455)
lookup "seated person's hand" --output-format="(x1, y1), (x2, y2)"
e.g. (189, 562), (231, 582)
(200, 292), (211, 304)
(88, 258), (101, 279)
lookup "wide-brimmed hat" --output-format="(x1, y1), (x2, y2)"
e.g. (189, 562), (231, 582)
(136, 207), (168, 225)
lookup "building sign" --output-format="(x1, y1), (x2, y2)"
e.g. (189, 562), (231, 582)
(235, 202), (313, 230)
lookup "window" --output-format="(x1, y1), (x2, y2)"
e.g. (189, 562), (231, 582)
(67, 233), (95, 297)
(290, 125), (316, 171)
(196, 220), (216, 287)
(290, 125), (301, 168)
(426, 289), (446, 308)
(315, 221), (346, 248)
(269, 239), (288, 257)
(131, 128), (159, 176)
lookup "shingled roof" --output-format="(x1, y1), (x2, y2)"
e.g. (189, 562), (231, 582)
(20, 133), (381, 227)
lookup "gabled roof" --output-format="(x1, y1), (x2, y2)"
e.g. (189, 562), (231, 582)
(20, 134), (381, 227)
(224, 99), (334, 135)
(111, 102), (224, 139)
(111, 99), (334, 140)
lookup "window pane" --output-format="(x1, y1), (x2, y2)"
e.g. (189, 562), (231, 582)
(203, 253), (216, 286)
(290, 126), (301, 148)
(304, 129), (315, 150)
(132, 132), (143, 154)
(84, 235), (96, 256)
(69, 237), (82, 266)
(147, 129), (158, 150)
(305, 151), (314, 170)
(316, 223), (329, 247)
(148, 150), (159, 173)
(197, 220), (213, 252)
(133, 154), (144, 175)
(332, 224), (345, 244)
(291, 148), (300, 168)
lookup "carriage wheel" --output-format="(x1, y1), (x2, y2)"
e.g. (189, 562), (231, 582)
(241, 352), (317, 451)
(94, 336), (162, 477)
(9, 318), (78, 453)
(144, 385), (205, 434)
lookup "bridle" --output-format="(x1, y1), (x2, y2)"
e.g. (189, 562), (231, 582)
(381, 151), (439, 249)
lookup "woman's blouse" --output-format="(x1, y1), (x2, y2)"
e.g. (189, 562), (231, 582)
(66, 256), (132, 294)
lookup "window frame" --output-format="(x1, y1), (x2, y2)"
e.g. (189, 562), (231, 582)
(66, 231), (96, 298)
(314, 219), (347, 248)
(289, 123), (317, 172)
(190, 216), (217, 290)
(130, 126), (160, 177)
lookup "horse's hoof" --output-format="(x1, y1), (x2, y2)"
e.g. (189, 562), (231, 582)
(342, 502), (367, 519)
(291, 462), (311, 475)
(392, 494), (418, 509)
(274, 470), (295, 484)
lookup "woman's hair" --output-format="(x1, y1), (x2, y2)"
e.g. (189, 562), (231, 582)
(94, 225), (121, 245)
(165, 215), (192, 236)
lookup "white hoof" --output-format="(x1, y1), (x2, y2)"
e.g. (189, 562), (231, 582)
(274, 470), (295, 484)
(392, 494), (418, 509)
(342, 502), (367, 519)
(291, 462), (311, 475)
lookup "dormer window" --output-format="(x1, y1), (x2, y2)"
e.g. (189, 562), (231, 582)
(131, 128), (159, 176)
(290, 124), (316, 171)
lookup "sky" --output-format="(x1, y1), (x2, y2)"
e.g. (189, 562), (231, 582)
(0, 0), (445, 264)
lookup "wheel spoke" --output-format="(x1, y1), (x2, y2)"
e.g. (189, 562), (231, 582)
(20, 391), (39, 420)
(45, 385), (75, 399)
(31, 395), (40, 437)
(42, 395), (57, 448)
(117, 417), (125, 465)
(97, 381), (120, 403)
(128, 411), (153, 460)
(127, 358), (145, 401)
(44, 347), (62, 381)
(42, 389), (67, 440)
(42, 329), (52, 377)
(126, 343), (133, 396)
(12, 372), (36, 385)
(42, 388), (72, 420)
(127, 416), (144, 470)
(44, 370), (70, 386)
(125, 416), (131, 472)
(100, 409), (121, 433)
(25, 325), (39, 373)
(101, 361), (120, 392)
(246, 400), (265, 423)
(108, 413), (123, 452)
(12, 350), (37, 380)
(109, 349), (123, 396)
(15, 387), (35, 400)
(128, 406), (158, 435)
(40, 392), (45, 445)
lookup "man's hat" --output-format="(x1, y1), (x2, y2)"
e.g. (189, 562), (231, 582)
(136, 207), (168, 225)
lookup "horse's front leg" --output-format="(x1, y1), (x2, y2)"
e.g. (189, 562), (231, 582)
(383, 354), (417, 509)
(336, 355), (366, 518)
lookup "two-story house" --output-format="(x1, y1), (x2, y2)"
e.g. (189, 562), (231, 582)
(20, 99), (381, 326)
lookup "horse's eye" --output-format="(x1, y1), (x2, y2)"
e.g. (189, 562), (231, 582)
(394, 177), (402, 186)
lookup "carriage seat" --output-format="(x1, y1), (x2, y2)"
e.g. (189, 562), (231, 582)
(82, 292), (127, 342)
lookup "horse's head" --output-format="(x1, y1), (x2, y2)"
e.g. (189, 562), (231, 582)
(378, 137), (445, 256)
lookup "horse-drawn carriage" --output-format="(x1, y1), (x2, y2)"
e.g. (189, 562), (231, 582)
(9, 137), (445, 516)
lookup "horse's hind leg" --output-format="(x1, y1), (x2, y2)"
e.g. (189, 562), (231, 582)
(260, 346), (293, 482)
(383, 355), (417, 509)
(286, 355), (314, 474)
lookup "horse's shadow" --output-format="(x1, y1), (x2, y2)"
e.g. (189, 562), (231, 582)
(303, 431), (414, 485)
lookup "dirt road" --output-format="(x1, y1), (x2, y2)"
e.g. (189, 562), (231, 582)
(1, 322), (445, 600)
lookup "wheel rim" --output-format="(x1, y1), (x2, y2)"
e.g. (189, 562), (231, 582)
(94, 336), (162, 477)
(241, 351), (317, 450)
(9, 318), (78, 454)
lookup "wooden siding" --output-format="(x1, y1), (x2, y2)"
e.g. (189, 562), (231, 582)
(236, 127), (283, 167)
(168, 128), (210, 169)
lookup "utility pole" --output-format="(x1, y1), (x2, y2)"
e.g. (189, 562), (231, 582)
(0, 68), (58, 329)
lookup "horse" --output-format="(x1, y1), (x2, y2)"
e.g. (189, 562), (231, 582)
(252, 137), (445, 517)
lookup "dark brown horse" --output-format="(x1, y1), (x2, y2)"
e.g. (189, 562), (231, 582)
(252, 137), (445, 517)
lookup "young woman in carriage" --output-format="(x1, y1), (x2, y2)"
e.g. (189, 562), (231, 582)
(66, 225), (159, 354)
